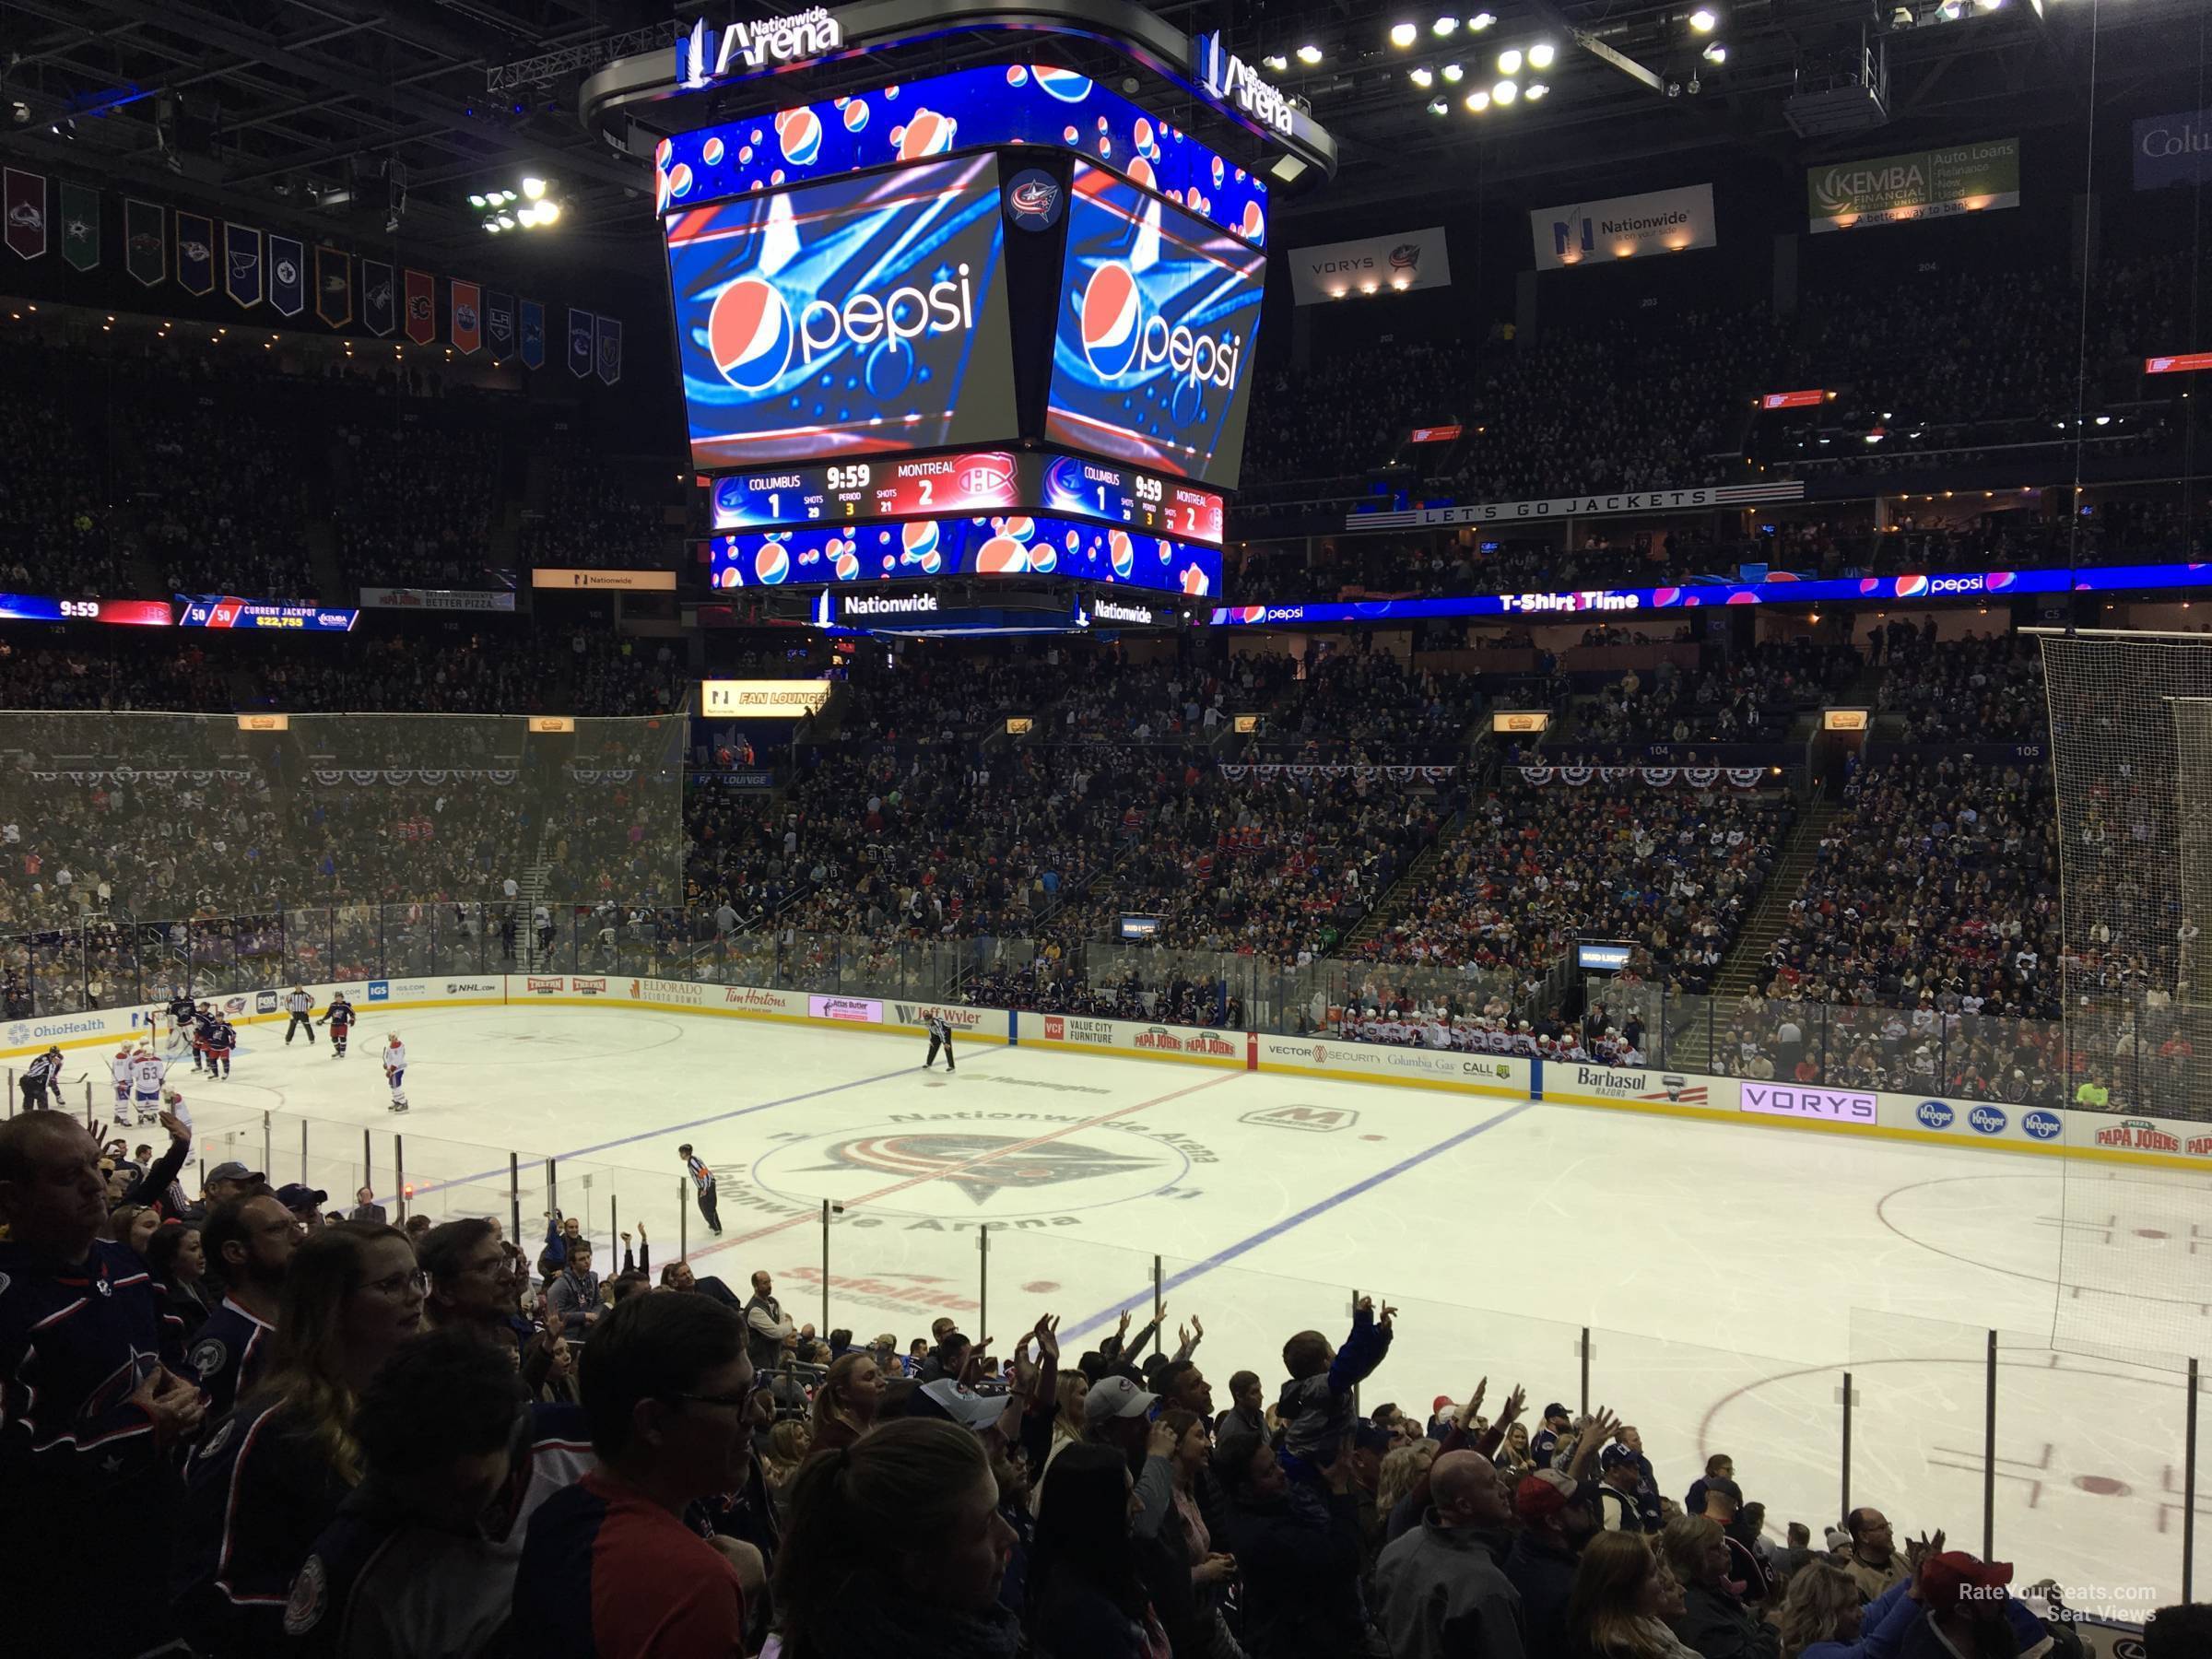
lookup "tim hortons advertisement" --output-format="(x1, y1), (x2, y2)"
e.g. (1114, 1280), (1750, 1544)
(1255, 1035), (1526, 1094)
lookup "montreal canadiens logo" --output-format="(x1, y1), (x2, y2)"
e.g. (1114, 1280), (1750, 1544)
(708, 276), (794, 390)
(1078, 264), (1142, 378)
(1010, 178), (1060, 219)
(957, 454), (1018, 498)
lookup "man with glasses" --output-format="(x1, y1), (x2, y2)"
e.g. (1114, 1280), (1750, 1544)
(421, 1218), (533, 1359)
(193, 1193), (299, 1419)
(512, 1293), (763, 1654)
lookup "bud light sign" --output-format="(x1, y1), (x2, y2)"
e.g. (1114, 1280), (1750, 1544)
(664, 154), (1018, 468)
(1045, 163), (1265, 489)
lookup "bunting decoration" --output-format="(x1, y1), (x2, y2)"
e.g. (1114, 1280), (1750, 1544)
(567, 307), (595, 378)
(485, 290), (516, 362)
(314, 246), (351, 327)
(403, 267), (435, 344)
(361, 259), (394, 335)
(594, 314), (622, 385)
(224, 222), (263, 308)
(519, 299), (546, 370)
(1216, 764), (1460, 783)
(59, 181), (99, 272)
(176, 211), (215, 295)
(451, 279), (481, 354)
(125, 198), (165, 286)
(268, 234), (304, 317)
(5, 167), (47, 261)
(1514, 765), (1770, 791)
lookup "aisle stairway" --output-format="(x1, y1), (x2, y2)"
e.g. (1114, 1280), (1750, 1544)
(1339, 808), (1462, 954)
(1711, 798), (1840, 1002)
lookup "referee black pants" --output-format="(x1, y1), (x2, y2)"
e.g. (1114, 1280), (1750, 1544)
(696, 1180), (723, 1235)
(19, 1077), (46, 1112)
(925, 1034), (955, 1071)
(286, 1012), (316, 1043)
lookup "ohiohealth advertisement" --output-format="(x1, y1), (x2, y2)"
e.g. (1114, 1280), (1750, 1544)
(1044, 163), (1265, 490)
(664, 154), (1019, 468)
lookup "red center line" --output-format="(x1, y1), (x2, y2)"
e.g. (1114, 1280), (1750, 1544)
(687, 1068), (1244, 1264)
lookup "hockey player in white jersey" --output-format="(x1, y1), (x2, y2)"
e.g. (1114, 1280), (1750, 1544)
(111, 1044), (135, 1121)
(129, 1047), (170, 1125)
(383, 1032), (408, 1113)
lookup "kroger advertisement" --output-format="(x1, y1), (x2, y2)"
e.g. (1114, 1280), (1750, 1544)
(711, 512), (1219, 595)
(1045, 164), (1265, 489)
(654, 65), (1267, 248)
(664, 154), (1018, 468)
(1211, 561), (2212, 628)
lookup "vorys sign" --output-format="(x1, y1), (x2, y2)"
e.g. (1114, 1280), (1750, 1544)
(1741, 1083), (1877, 1125)
(1287, 228), (1451, 305)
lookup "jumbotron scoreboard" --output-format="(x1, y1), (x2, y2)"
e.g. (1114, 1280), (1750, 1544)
(581, 0), (1338, 630)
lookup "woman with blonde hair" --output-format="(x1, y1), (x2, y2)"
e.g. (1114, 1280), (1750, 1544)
(812, 1349), (889, 1452)
(1565, 1531), (1699, 1659)
(1776, 1562), (1865, 1657)
(1375, 1439), (1438, 1521)
(1031, 1369), (1090, 1510)
(173, 1221), (425, 1654)
(1659, 1513), (1778, 1659)
(763, 1418), (815, 1513)
(1493, 1419), (1535, 1478)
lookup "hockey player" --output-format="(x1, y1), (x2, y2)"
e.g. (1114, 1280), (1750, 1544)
(165, 986), (197, 1050)
(112, 1043), (135, 1123)
(206, 1015), (236, 1081)
(923, 1010), (956, 1072)
(130, 1047), (171, 1126)
(282, 985), (316, 1045)
(317, 990), (357, 1057)
(193, 1003), (222, 1076)
(18, 1047), (61, 1112)
(383, 1031), (408, 1113)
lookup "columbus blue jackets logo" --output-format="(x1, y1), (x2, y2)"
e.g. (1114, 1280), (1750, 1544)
(1389, 241), (1422, 273)
(806, 1133), (1159, 1206)
(1006, 168), (1065, 230)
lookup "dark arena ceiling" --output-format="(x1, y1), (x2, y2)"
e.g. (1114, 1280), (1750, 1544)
(0, 0), (2202, 275)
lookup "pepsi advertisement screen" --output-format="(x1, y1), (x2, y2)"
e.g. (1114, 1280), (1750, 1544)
(709, 513), (1219, 596)
(1044, 164), (1265, 489)
(665, 154), (1019, 468)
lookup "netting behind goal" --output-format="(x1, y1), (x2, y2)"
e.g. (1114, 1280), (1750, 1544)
(2036, 632), (2212, 1366)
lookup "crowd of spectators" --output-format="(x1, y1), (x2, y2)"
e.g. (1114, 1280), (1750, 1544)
(518, 437), (675, 571)
(126, 394), (317, 601)
(0, 333), (120, 592)
(331, 420), (502, 589)
(6, 1105), (2185, 1658)
(1875, 632), (2047, 745)
(1576, 640), (1861, 747)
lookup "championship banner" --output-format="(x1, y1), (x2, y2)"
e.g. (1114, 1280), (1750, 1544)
(1807, 138), (2018, 233)
(59, 181), (99, 272)
(519, 299), (546, 370)
(567, 307), (595, 378)
(224, 223), (263, 308)
(268, 234), (304, 317)
(176, 211), (215, 294)
(594, 314), (622, 385)
(451, 279), (482, 354)
(485, 289), (516, 361)
(4, 167), (47, 261)
(1288, 227), (1450, 304)
(2136, 109), (2212, 190)
(361, 259), (394, 335)
(1532, 182), (1715, 270)
(314, 247), (351, 327)
(403, 268), (435, 344)
(124, 198), (165, 286)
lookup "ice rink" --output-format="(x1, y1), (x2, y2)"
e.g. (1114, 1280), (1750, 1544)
(169, 1003), (2210, 1613)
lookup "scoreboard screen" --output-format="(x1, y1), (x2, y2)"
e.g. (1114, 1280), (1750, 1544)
(707, 448), (1224, 545)
(710, 512), (1220, 596)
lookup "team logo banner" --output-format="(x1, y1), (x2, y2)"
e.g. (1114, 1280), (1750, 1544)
(224, 223), (263, 308)
(567, 307), (595, 378)
(1532, 183), (1715, 270)
(176, 212), (215, 294)
(404, 268), (435, 344)
(1288, 227), (1450, 305)
(125, 198), (165, 286)
(485, 290), (516, 361)
(59, 182), (99, 272)
(5, 167), (47, 261)
(452, 279), (482, 354)
(594, 314), (621, 385)
(268, 234), (304, 317)
(362, 259), (394, 335)
(519, 299), (546, 369)
(1807, 138), (2018, 233)
(314, 247), (351, 327)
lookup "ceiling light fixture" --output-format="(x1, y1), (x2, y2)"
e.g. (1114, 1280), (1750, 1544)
(1465, 88), (1490, 111)
(1702, 41), (1727, 62)
(1441, 63), (1464, 81)
(1392, 21), (1419, 45)
(1497, 47), (1523, 73)
(1494, 76), (1519, 101)
(1524, 80), (1549, 99)
(1528, 41), (1556, 67)
(1434, 16), (1460, 34)
(1296, 43), (1324, 65)
(1411, 65), (1435, 86)
(1688, 7), (1718, 31)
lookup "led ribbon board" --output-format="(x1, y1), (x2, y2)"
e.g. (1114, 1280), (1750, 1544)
(711, 511), (1219, 595)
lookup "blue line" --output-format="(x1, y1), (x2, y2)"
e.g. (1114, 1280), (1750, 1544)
(394, 1057), (943, 1204)
(1064, 1100), (1538, 1342)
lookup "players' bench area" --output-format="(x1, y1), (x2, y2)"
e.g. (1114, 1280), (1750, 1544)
(8, 971), (2207, 1178)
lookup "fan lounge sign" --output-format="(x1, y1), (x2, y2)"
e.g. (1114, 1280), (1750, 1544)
(680, 6), (842, 89)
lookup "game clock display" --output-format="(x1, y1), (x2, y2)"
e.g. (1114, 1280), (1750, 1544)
(707, 448), (1223, 545)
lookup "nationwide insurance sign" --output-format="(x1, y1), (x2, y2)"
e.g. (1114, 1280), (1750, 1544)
(1807, 138), (2018, 233)
(1531, 184), (1715, 270)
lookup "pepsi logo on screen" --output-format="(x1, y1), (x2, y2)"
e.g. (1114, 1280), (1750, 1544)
(665, 153), (1019, 468)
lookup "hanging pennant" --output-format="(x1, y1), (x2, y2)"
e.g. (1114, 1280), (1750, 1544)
(485, 289), (516, 362)
(59, 181), (99, 272)
(224, 223), (263, 308)
(124, 198), (166, 286)
(314, 247), (351, 327)
(176, 211), (216, 295)
(5, 167), (48, 260)
(403, 268), (435, 344)
(594, 314), (622, 385)
(361, 259), (394, 335)
(519, 299), (546, 370)
(268, 234), (304, 317)
(567, 307), (595, 378)
(451, 279), (481, 354)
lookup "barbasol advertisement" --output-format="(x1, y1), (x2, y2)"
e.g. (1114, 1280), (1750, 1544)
(665, 154), (1018, 468)
(1044, 164), (1265, 489)
(709, 512), (1218, 595)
